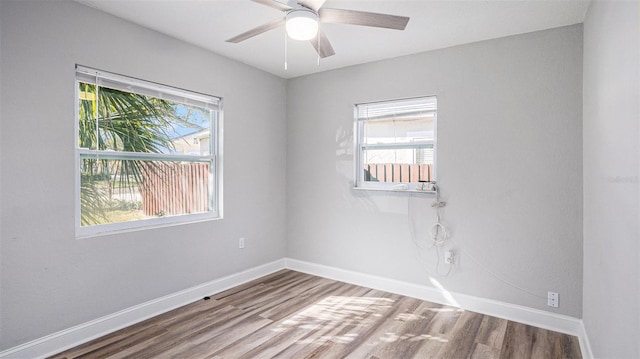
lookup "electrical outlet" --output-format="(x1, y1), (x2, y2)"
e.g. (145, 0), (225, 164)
(239, 237), (245, 249)
(547, 292), (559, 307)
(445, 250), (454, 264)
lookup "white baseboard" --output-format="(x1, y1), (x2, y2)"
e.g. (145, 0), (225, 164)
(0, 259), (286, 359)
(284, 258), (593, 358)
(578, 321), (595, 359)
(0, 257), (593, 359)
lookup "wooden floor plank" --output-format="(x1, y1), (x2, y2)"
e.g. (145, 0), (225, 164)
(342, 296), (425, 359)
(50, 270), (582, 359)
(500, 321), (534, 359)
(345, 299), (441, 359)
(283, 290), (399, 359)
(113, 304), (248, 359)
(257, 280), (354, 322)
(475, 315), (508, 349)
(470, 342), (502, 359)
(165, 314), (272, 358)
(436, 310), (485, 359)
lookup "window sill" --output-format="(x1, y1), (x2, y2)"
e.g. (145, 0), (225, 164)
(76, 214), (221, 239)
(352, 187), (436, 194)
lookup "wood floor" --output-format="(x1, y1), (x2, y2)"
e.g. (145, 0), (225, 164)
(50, 270), (582, 359)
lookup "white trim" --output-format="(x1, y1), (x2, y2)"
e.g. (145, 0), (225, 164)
(284, 258), (591, 355)
(0, 259), (285, 359)
(74, 66), (222, 239)
(354, 95), (438, 191)
(77, 149), (214, 162)
(578, 321), (595, 359)
(76, 215), (221, 240)
(0, 258), (593, 359)
(352, 187), (436, 194)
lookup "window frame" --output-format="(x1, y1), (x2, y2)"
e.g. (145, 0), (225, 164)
(353, 96), (437, 192)
(74, 65), (223, 238)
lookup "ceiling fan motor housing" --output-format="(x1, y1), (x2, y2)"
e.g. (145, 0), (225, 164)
(285, 8), (319, 41)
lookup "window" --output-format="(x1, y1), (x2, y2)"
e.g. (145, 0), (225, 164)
(75, 65), (222, 237)
(354, 96), (437, 191)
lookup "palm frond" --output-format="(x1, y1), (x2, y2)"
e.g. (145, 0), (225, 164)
(78, 83), (182, 225)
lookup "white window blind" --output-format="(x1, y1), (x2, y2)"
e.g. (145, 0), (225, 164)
(357, 97), (436, 121)
(76, 65), (220, 111)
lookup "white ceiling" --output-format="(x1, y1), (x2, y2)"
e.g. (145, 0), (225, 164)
(78, 0), (590, 79)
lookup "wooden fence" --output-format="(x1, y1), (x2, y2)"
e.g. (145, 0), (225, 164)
(139, 162), (429, 216)
(140, 162), (210, 217)
(364, 163), (434, 183)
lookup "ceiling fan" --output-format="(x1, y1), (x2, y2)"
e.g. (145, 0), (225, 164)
(226, 0), (410, 58)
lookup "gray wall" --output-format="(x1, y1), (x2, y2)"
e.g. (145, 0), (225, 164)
(6, 0), (627, 353)
(583, 1), (639, 357)
(287, 25), (583, 317)
(0, 1), (287, 350)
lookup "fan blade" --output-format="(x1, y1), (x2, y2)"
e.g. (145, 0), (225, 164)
(298, 0), (326, 12)
(251, 0), (292, 12)
(319, 8), (409, 30)
(310, 28), (335, 58)
(226, 18), (285, 43)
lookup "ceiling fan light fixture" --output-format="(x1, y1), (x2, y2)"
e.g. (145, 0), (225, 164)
(285, 9), (319, 41)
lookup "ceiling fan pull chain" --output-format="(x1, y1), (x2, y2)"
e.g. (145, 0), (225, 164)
(284, 30), (288, 70)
